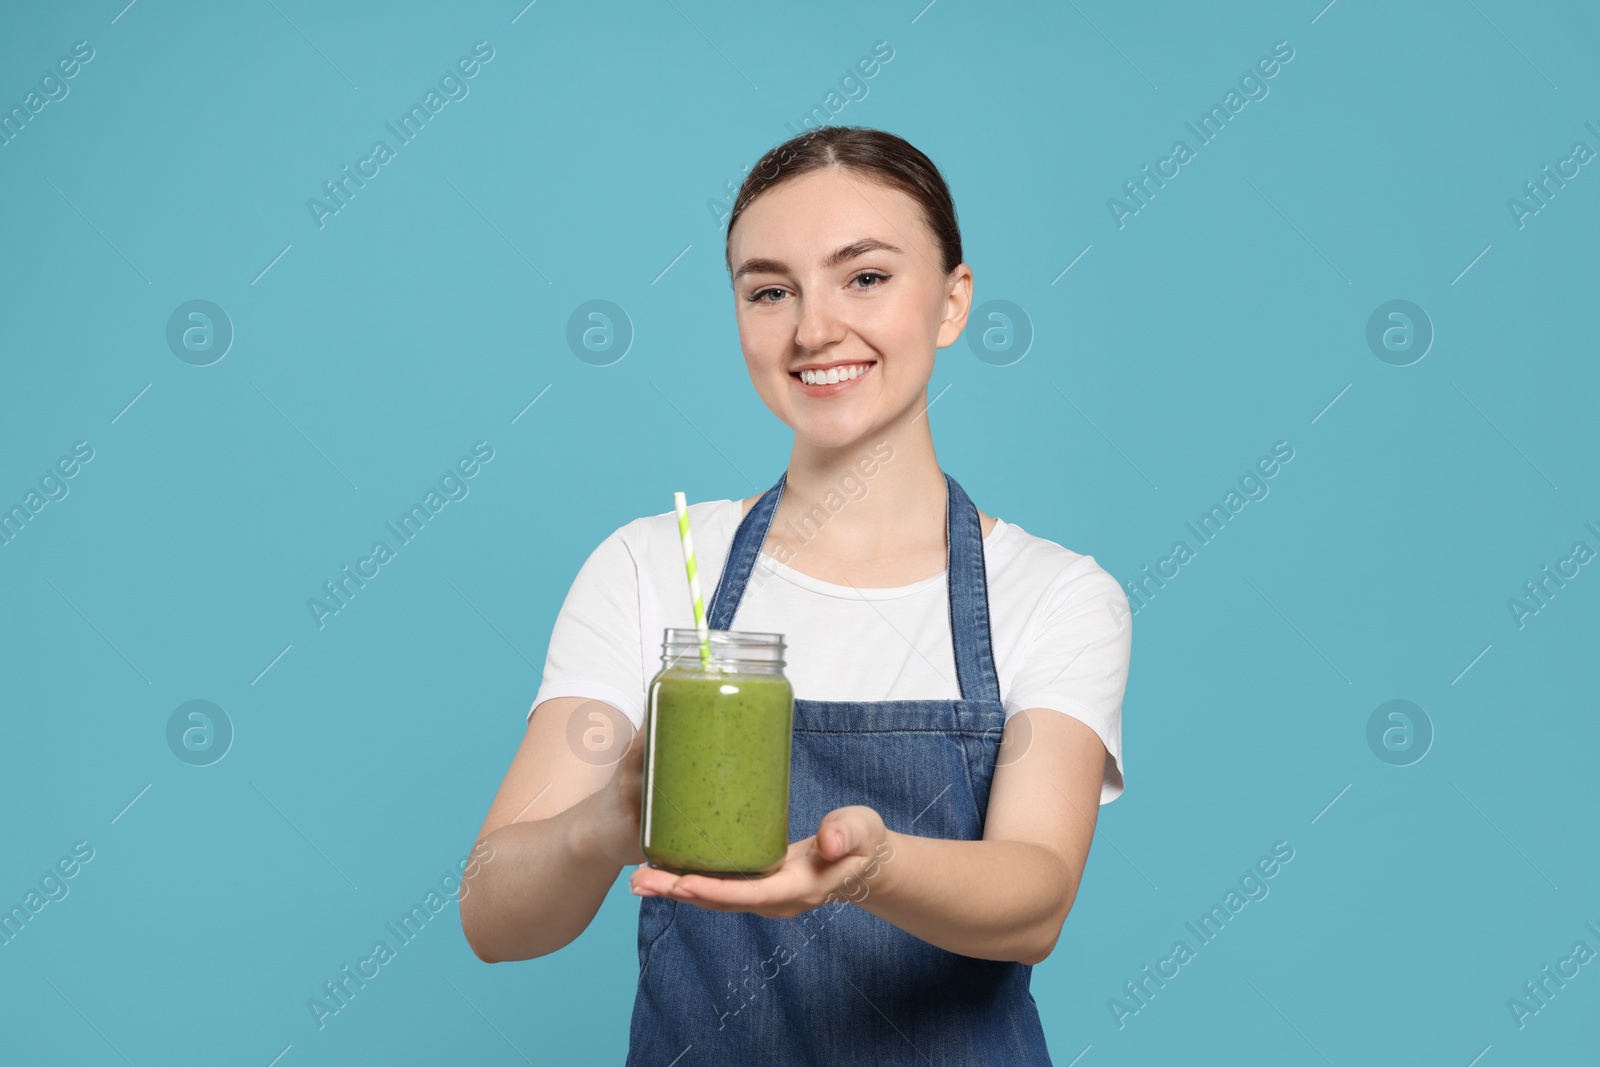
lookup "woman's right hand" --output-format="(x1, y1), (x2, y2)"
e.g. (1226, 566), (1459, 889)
(465, 697), (651, 962)
(580, 712), (647, 868)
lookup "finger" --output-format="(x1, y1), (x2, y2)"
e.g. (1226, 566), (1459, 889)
(669, 865), (807, 910)
(633, 837), (818, 905)
(631, 866), (774, 902)
(631, 867), (682, 895)
(816, 809), (867, 861)
(813, 819), (841, 861)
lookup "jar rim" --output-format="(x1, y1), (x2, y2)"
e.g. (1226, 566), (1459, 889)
(659, 628), (786, 671)
(662, 627), (785, 647)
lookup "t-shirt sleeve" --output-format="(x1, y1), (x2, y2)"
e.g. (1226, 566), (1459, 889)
(1003, 556), (1131, 804)
(528, 522), (648, 728)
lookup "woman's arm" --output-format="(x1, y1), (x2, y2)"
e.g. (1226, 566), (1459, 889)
(630, 707), (1108, 965)
(856, 708), (1106, 964)
(461, 696), (646, 963)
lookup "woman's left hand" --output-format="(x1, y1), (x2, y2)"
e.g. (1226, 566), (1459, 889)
(629, 805), (893, 919)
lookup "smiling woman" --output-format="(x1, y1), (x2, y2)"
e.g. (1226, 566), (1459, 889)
(462, 126), (1132, 1066)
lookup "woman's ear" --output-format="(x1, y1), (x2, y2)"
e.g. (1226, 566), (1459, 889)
(935, 265), (974, 349)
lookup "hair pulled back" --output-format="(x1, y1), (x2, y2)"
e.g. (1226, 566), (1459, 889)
(724, 126), (963, 278)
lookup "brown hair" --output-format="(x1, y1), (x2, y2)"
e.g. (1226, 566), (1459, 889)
(724, 126), (963, 278)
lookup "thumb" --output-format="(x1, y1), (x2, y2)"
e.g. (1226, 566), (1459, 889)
(816, 809), (861, 861)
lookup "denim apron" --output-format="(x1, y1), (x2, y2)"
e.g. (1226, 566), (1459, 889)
(624, 469), (1054, 1065)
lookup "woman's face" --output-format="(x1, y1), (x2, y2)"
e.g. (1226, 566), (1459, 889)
(727, 167), (972, 452)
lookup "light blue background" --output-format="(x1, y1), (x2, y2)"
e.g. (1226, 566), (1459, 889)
(3, 0), (1597, 1063)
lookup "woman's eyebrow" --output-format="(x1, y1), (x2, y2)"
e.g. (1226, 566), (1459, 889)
(732, 238), (905, 281)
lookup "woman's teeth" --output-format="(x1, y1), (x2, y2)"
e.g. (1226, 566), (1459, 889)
(798, 363), (870, 385)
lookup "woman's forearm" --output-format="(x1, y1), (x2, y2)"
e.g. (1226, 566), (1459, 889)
(460, 791), (621, 963)
(856, 831), (1076, 965)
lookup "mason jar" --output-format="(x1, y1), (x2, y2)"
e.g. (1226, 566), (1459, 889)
(640, 628), (794, 877)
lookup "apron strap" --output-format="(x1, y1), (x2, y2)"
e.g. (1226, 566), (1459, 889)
(706, 469), (787, 632)
(706, 468), (1001, 704)
(942, 471), (1003, 704)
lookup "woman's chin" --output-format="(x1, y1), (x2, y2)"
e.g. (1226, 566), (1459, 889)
(788, 415), (889, 455)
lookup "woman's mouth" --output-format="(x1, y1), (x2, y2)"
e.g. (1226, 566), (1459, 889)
(790, 361), (874, 396)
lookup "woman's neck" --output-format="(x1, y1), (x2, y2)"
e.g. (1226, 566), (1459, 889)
(741, 415), (994, 587)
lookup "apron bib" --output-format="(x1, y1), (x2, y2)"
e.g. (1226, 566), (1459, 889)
(625, 469), (1053, 1065)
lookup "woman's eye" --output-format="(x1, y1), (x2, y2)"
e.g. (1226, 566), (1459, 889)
(748, 287), (785, 303)
(852, 271), (890, 289)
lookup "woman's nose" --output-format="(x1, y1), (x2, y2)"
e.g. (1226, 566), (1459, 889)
(793, 290), (846, 351)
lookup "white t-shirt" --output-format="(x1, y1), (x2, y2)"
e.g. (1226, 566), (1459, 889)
(531, 500), (1132, 803)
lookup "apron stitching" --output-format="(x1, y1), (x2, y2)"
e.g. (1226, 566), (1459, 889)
(792, 727), (997, 735)
(637, 898), (680, 977)
(955, 731), (989, 832)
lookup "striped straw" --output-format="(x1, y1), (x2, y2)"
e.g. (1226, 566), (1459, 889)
(673, 491), (713, 668)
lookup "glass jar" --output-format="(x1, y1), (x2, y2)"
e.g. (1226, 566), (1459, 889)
(640, 628), (794, 877)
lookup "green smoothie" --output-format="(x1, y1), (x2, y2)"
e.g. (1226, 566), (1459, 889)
(640, 669), (793, 877)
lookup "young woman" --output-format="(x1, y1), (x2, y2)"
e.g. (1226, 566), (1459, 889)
(461, 126), (1132, 1064)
